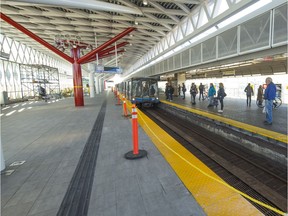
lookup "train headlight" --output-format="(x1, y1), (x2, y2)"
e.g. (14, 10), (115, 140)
(132, 98), (135, 101)
(156, 97), (159, 100)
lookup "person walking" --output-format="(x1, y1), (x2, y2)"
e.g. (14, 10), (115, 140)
(190, 83), (198, 105)
(244, 83), (254, 107)
(199, 83), (204, 101)
(263, 77), (276, 125)
(257, 85), (263, 106)
(207, 83), (216, 107)
(182, 83), (186, 99)
(217, 82), (226, 113)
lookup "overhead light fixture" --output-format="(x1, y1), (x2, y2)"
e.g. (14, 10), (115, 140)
(143, 0), (148, 5)
(130, 34), (133, 37)
(135, 21), (138, 25)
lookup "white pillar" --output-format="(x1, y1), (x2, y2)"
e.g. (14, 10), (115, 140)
(89, 72), (95, 98)
(1, 141), (5, 171)
(95, 77), (100, 94)
(98, 78), (102, 93)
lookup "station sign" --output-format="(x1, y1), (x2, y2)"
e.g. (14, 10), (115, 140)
(103, 67), (122, 74)
(222, 70), (235, 76)
(95, 64), (104, 73)
(93, 63), (122, 74)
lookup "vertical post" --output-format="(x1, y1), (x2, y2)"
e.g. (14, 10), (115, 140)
(89, 72), (95, 98)
(0, 140), (5, 171)
(95, 76), (99, 94)
(71, 47), (84, 106)
(98, 77), (102, 93)
(116, 92), (121, 105)
(131, 105), (139, 154)
(124, 104), (147, 159)
(122, 96), (130, 117)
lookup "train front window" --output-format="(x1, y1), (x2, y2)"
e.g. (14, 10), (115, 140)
(132, 80), (141, 97)
(142, 80), (149, 97)
(149, 80), (158, 97)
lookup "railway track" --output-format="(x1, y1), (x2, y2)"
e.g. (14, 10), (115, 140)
(143, 108), (287, 215)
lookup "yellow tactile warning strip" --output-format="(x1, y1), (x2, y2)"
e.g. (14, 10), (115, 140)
(120, 96), (286, 216)
(161, 100), (288, 144)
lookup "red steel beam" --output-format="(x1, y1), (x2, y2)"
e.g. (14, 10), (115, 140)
(82, 50), (125, 64)
(0, 12), (73, 63)
(81, 42), (129, 63)
(77, 27), (135, 64)
(99, 50), (125, 58)
(98, 42), (129, 56)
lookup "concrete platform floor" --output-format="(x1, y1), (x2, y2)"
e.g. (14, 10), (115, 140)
(1, 92), (205, 216)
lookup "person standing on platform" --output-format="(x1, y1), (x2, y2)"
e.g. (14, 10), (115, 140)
(257, 85), (264, 106)
(207, 83), (216, 107)
(182, 83), (186, 99)
(217, 82), (226, 113)
(244, 83), (254, 107)
(199, 83), (204, 101)
(150, 85), (156, 96)
(263, 77), (276, 125)
(165, 83), (169, 100)
(190, 83), (198, 105)
(178, 84), (181, 97)
(167, 83), (174, 101)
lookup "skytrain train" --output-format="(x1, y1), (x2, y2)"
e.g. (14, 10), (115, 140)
(116, 77), (160, 108)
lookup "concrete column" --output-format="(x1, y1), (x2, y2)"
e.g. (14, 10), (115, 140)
(89, 72), (95, 98)
(95, 77), (100, 94)
(98, 78), (102, 93)
(1, 141), (5, 171)
(177, 72), (186, 96)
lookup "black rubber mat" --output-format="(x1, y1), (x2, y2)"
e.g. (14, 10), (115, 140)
(57, 100), (107, 216)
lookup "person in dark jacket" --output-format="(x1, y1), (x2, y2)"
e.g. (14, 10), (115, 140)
(257, 85), (263, 106)
(167, 83), (174, 101)
(217, 82), (226, 113)
(199, 83), (204, 101)
(190, 83), (198, 105)
(263, 77), (276, 125)
(244, 83), (254, 107)
(165, 83), (169, 99)
(182, 83), (186, 99)
(150, 85), (156, 96)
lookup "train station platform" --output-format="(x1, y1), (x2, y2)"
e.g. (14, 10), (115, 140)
(159, 94), (287, 140)
(1, 92), (206, 216)
(2, 91), (282, 216)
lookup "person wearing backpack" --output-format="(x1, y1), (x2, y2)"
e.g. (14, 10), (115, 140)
(190, 83), (198, 105)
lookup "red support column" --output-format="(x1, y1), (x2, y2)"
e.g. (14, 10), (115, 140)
(71, 48), (84, 106)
